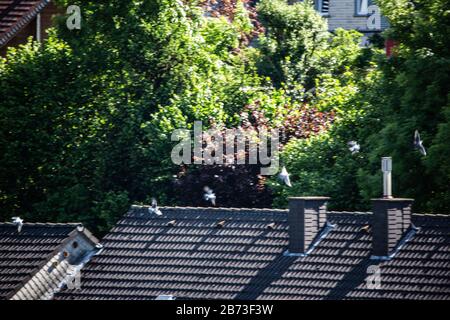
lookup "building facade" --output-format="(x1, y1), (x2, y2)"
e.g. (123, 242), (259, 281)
(313, 0), (389, 34)
(0, 0), (62, 56)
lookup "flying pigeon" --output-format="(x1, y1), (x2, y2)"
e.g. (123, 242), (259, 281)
(348, 141), (360, 155)
(278, 166), (292, 187)
(414, 130), (427, 156)
(148, 198), (162, 216)
(203, 186), (216, 206)
(12, 217), (23, 233)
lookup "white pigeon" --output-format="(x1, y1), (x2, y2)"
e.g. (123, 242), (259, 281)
(148, 198), (162, 216)
(278, 166), (292, 187)
(12, 217), (23, 233)
(348, 141), (360, 155)
(414, 130), (427, 156)
(203, 186), (216, 206)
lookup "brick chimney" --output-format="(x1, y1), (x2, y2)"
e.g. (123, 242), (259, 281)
(288, 197), (329, 255)
(371, 198), (414, 257)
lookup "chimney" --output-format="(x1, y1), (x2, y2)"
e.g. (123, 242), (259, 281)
(372, 198), (414, 257)
(288, 197), (329, 255)
(372, 157), (414, 258)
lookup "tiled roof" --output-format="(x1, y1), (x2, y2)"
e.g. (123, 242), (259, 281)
(0, 222), (93, 299)
(0, 0), (51, 47)
(56, 206), (450, 300)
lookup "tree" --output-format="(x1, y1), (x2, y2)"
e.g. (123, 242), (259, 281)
(256, 0), (329, 88)
(0, 0), (261, 233)
(358, 0), (450, 213)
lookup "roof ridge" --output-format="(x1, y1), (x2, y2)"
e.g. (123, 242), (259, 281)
(0, 222), (82, 227)
(328, 211), (371, 216)
(410, 212), (450, 218)
(131, 205), (450, 219)
(131, 205), (288, 213)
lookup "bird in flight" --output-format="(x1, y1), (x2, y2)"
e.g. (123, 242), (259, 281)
(149, 198), (162, 216)
(414, 130), (427, 156)
(12, 217), (23, 233)
(203, 186), (216, 206)
(278, 166), (292, 187)
(348, 141), (360, 155)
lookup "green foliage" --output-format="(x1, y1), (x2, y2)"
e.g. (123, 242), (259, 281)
(357, 0), (450, 213)
(256, 0), (329, 87)
(271, 130), (367, 211)
(1, 0), (448, 233)
(0, 0), (262, 234)
(270, 68), (378, 210)
(377, 0), (450, 56)
(426, 105), (450, 212)
(270, 0), (450, 214)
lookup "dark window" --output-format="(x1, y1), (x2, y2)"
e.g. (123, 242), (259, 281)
(72, 241), (79, 249)
(315, 0), (330, 14)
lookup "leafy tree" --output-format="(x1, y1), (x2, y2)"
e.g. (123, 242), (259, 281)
(256, 0), (329, 88)
(0, 0), (262, 233)
(358, 0), (450, 213)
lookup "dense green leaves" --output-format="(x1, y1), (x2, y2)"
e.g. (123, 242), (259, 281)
(357, 0), (450, 213)
(0, 0), (448, 235)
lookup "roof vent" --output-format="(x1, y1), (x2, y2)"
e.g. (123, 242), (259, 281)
(266, 222), (276, 230)
(216, 220), (226, 229)
(360, 224), (371, 233)
(155, 295), (175, 300)
(167, 220), (176, 227)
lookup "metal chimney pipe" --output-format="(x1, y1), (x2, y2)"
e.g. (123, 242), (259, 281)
(381, 157), (393, 199)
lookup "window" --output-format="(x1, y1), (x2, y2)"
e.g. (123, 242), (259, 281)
(315, 0), (330, 15)
(356, 0), (369, 15)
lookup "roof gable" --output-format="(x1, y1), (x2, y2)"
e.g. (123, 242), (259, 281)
(0, 0), (51, 47)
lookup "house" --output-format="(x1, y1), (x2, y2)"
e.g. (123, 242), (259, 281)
(0, 0), (62, 56)
(311, 0), (389, 45)
(56, 197), (450, 300)
(0, 220), (100, 300)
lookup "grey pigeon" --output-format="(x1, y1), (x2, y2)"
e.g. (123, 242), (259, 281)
(148, 198), (162, 216)
(203, 186), (216, 206)
(12, 217), (23, 233)
(278, 166), (292, 187)
(414, 130), (427, 156)
(348, 141), (360, 154)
